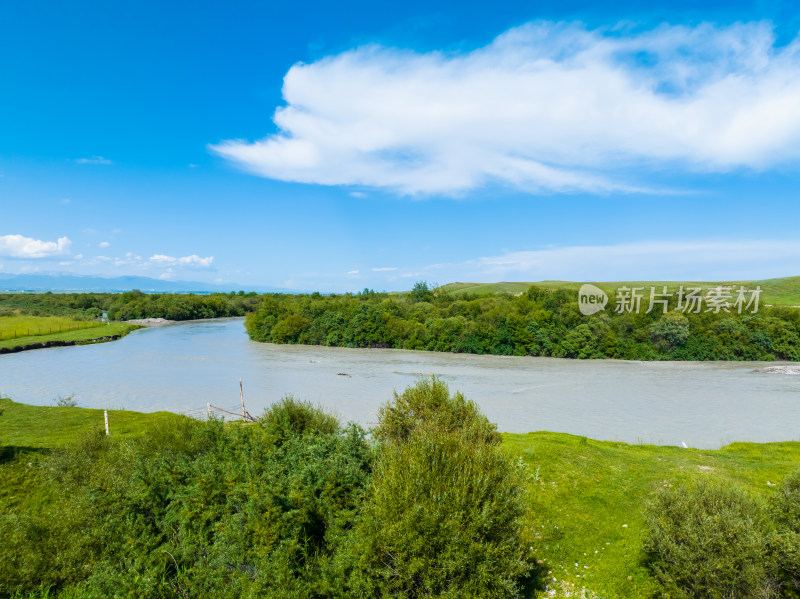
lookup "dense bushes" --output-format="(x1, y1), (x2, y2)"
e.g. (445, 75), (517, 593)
(374, 376), (501, 445)
(349, 378), (533, 598)
(0, 402), (372, 597)
(644, 471), (800, 598)
(644, 477), (779, 598)
(245, 285), (800, 361)
(0, 381), (534, 598)
(0, 291), (262, 321)
(771, 469), (800, 596)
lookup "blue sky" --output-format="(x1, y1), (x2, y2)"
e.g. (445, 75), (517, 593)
(2, 0), (800, 291)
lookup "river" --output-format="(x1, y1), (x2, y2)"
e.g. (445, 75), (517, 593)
(0, 318), (797, 448)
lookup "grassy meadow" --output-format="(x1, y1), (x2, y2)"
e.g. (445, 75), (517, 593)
(440, 276), (800, 307)
(0, 314), (139, 350)
(505, 432), (800, 597)
(0, 397), (185, 449)
(2, 395), (799, 598)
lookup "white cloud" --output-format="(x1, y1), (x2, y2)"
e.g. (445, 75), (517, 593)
(0, 234), (71, 258)
(149, 254), (214, 268)
(347, 269), (359, 275)
(60, 198), (70, 204)
(372, 266), (397, 272)
(74, 253), (84, 260)
(75, 156), (113, 165)
(212, 21), (800, 195)
(99, 241), (111, 248)
(431, 240), (800, 282)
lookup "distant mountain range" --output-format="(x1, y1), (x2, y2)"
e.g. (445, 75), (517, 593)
(0, 273), (294, 294)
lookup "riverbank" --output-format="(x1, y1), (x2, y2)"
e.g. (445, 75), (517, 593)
(0, 321), (141, 354)
(2, 396), (799, 597)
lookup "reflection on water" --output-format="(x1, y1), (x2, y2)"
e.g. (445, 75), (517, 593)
(0, 318), (797, 449)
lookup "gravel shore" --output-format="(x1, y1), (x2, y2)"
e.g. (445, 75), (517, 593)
(125, 318), (176, 325)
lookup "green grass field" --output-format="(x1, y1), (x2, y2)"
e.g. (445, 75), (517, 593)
(506, 432), (800, 598)
(439, 276), (800, 307)
(2, 397), (798, 598)
(0, 397), (186, 449)
(0, 315), (139, 350)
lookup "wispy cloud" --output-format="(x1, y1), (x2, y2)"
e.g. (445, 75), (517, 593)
(75, 156), (113, 165)
(426, 240), (800, 282)
(371, 266), (397, 272)
(212, 21), (800, 195)
(0, 234), (71, 258)
(149, 254), (214, 268)
(98, 241), (110, 248)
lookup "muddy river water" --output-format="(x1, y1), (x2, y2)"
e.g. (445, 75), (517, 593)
(1, 318), (797, 448)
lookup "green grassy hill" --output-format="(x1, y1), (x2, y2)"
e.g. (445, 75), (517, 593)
(439, 276), (800, 307)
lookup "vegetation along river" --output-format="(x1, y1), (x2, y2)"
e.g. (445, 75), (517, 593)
(0, 318), (797, 449)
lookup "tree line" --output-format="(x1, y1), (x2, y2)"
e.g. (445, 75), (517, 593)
(245, 283), (800, 360)
(0, 291), (262, 321)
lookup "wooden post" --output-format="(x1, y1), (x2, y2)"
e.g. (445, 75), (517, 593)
(240, 378), (246, 422)
(104, 410), (109, 436)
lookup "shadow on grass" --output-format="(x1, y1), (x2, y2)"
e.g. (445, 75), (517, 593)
(0, 445), (51, 465)
(519, 558), (549, 595)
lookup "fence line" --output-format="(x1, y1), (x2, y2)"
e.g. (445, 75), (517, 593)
(0, 321), (103, 342)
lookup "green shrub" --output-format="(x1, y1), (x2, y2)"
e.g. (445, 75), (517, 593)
(261, 395), (340, 443)
(643, 476), (779, 598)
(349, 378), (533, 598)
(52, 394), (77, 408)
(650, 312), (690, 349)
(770, 468), (800, 595)
(375, 376), (500, 446)
(772, 468), (800, 533)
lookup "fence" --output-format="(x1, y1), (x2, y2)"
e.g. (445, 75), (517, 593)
(175, 379), (257, 423)
(180, 402), (258, 422)
(0, 321), (104, 342)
